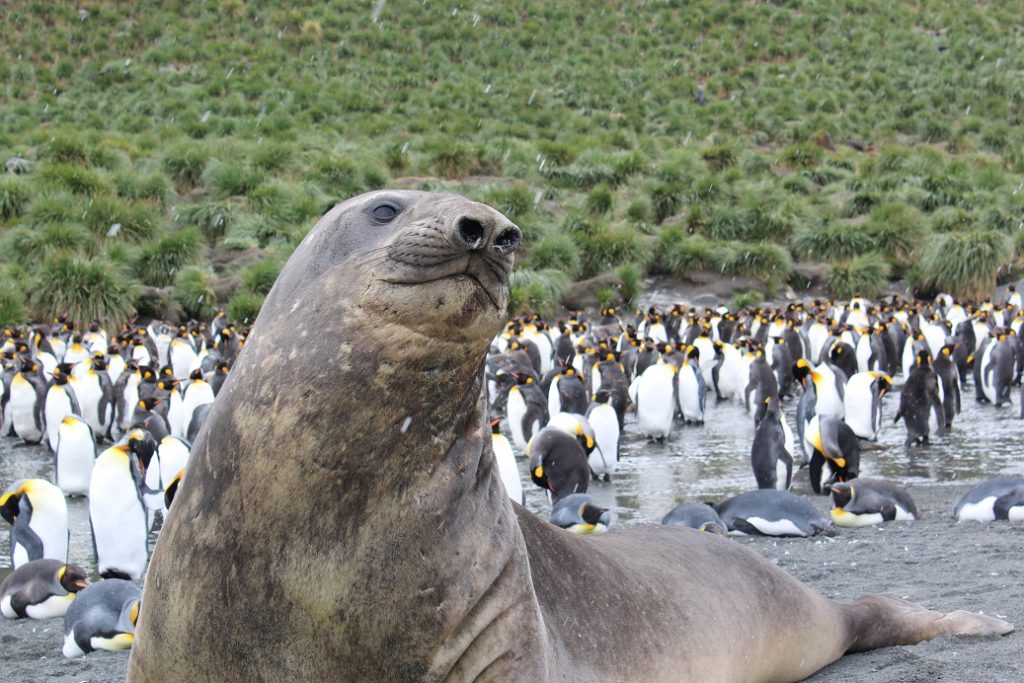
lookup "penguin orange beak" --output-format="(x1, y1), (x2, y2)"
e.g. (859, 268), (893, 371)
(73, 579), (89, 590)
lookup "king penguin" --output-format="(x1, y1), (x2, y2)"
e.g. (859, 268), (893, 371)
(62, 579), (141, 658)
(0, 479), (69, 568)
(676, 346), (706, 424)
(1, 559), (89, 619)
(54, 415), (97, 496)
(895, 350), (944, 446)
(527, 426), (590, 504)
(586, 390), (621, 480)
(631, 360), (677, 441)
(953, 477), (1024, 522)
(44, 362), (81, 451)
(844, 371), (892, 441)
(505, 373), (548, 453)
(751, 396), (794, 491)
(549, 493), (611, 534)
(89, 439), (153, 580)
(804, 415), (861, 494)
(9, 360), (46, 444)
(829, 479), (919, 527)
(488, 419), (523, 504)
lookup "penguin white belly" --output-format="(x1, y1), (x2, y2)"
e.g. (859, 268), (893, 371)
(694, 338), (716, 384)
(56, 420), (97, 496)
(1, 595), (15, 619)
(893, 505), (916, 521)
(589, 404), (620, 471)
(62, 633), (87, 658)
(158, 438), (191, 491)
(923, 326), (945, 358)
(956, 497), (997, 522)
(855, 336), (872, 373)
(131, 345), (152, 367)
(808, 325), (829, 361)
(591, 366), (603, 397)
(980, 345), (997, 403)
(744, 517), (805, 537)
(547, 377), (562, 418)
(506, 390), (528, 452)
(676, 366), (703, 422)
(717, 348), (744, 401)
(1008, 506), (1024, 522)
(107, 356), (125, 386)
(491, 434), (523, 503)
(48, 337), (67, 360)
(37, 352), (57, 378)
(816, 384), (844, 419)
(527, 333), (553, 375)
(843, 375), (876, 440)
(170, 343), (198, 381)
(90, 463), (148, 579)
(45, 386), (76, 451)
(775, 459), (789, 491)
(636, 366), (675, 438)
(24, 593), (76, 619)
(118, 377), (141, 432)
(167, 390), (186, 438)
(901, 342), (915, 379)
(10, 379), (42, 442)
(75, 375), (105, 437)
(831, 509), (884, 527)
(181, 382), (215, 431)
(155, 334), (172, 367)
(647, 323), (667, 343)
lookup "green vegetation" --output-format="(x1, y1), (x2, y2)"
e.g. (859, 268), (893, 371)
(1, 1), (1023, 321)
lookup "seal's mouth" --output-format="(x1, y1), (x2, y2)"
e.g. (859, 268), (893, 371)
(382, 271), (504, 310)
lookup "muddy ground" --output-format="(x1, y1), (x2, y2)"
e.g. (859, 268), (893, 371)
(1, 483), (1019, 682)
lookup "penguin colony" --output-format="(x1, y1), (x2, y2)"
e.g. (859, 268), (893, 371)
(2, 291), (1024, 659)
(486, 291), (1024, 534)
(0, 313), (240, 656)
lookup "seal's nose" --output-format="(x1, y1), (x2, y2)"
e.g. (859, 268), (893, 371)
(453, 214), (522, 255)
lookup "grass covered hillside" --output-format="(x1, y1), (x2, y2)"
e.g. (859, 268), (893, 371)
(1, 0), (1023, 324)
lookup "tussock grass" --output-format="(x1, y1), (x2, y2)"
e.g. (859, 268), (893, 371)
(29, 255), (136, 325)
(827, 255), (890, 299)
(916, 230), (1012, 300)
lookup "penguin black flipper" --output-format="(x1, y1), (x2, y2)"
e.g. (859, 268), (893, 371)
(12, 511), (44, 562)
(993, 486), (1024, 520)
(780, 447), (794, 491)
(880, 503), (897, 522)
(835, 424), (861, 482)
(809, 451), (825, 495)
(728, 516), (761, 536)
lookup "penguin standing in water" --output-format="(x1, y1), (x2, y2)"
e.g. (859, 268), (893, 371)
(89, 437), (154, 580)
(62, 579), (141, 658)
(113, 362), (141, 436)
(953, 477), (1024, 521)
(843, 372), (892, 441)
(155, 377), (186, 438)
(631, 360), (677, 441)
(549, 493), (611, 534)
(208, 361), (231, 396)
(661, 503), (728, 535)
(0, 479), (69, 568)
(804, 415), (860, 494)
(142, 433), (191, 516)
(550, 367), (588, 416)
(1, 559), (89, 619)
(829, 479), (920, 527)
(676, 346), (706, 424)
(527, 426), (590, 504)
(54, 415), (97, 496)
(44, 363), (81, 451)
(586, 390), (621, 480)
(932, 342), (961, 429)
(895, 350), (944, 446)
(506, 373), (548, 453)
(751, 396), (793, 491)
(744, 347), (779, 423)
(981, 331), (1015, 407)
(488, 419), (523, 504)
(9, 360), (46, 444)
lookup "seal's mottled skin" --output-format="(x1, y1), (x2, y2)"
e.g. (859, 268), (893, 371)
(128, 191), (1012, 683)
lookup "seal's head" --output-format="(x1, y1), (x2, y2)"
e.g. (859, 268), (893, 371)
(271, 190), (521, 351)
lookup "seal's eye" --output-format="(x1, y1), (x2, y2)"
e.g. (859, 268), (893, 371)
(371, 203), (399, 223)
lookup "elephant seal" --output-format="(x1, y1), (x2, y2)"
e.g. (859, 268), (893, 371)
(128, 190), (1012, 683)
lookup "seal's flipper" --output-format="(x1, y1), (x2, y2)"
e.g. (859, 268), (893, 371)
(844, 594), (1013, 653)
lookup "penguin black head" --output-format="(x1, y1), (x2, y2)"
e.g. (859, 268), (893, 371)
(92, 356), (109, 371)
(189, 368), (205, 381)
(126, 428), (159, 472)
(159, 365), (175, 378)
(140, 366), (157, 381)
(138, 397), (162, 412)
(58, 564), (90, 593)
(829, 483), (854, 509)
(593, 388), (613, 404)
(157, 378), (180, 391)
(488, 418), (502, 434)
(217, 362), (231, 374)
(687, 346), (700, 361)
(0, 486), (24, 525)
(53, 362), (76, 380)
(915, 349), (932, 367)
(792, 359), (812, 384)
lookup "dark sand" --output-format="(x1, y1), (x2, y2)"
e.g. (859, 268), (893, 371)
(2, 483), (1020, 682)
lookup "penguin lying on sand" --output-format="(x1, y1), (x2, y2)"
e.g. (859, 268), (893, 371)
(954, 477), (1024, 522)
(829, 479), (919, 527)
(1, 559), (88, 619)
(661, 503), (727, 535)
(62, 579), (141, 658)
(715, 490), (835, 537)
